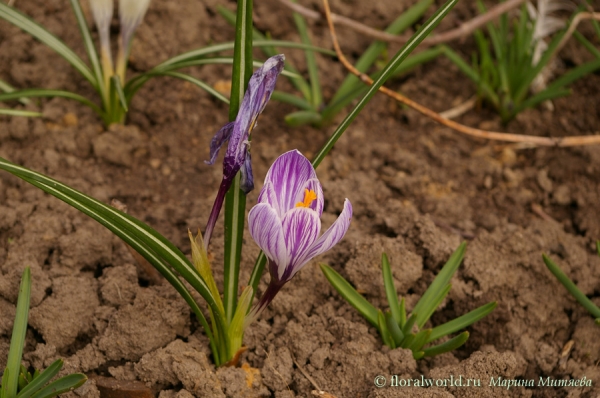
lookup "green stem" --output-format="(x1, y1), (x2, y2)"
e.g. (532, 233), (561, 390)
(224, 0), (253, 326)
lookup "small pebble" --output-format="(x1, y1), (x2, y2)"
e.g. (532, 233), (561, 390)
(150, 159), (161, 169)
(63, 113), (78, 127)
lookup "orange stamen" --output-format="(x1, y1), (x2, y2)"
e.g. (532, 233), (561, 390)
(295, 189), (317, 208)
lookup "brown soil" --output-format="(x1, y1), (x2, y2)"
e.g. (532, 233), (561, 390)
(1, 0), (600, 397)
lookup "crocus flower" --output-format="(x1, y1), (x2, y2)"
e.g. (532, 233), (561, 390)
(116, 0), (151, 83)
(203, 55), (285, 248)
(88, 0), (114, 89)
(247, 150), (352, 314)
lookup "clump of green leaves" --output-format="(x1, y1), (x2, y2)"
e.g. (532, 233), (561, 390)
(543, 242), (600, 326)
(321, 242), (497, 359)
(0, 1), (298, 125)
(0, 268), (87, 398)
(442, 2), (600, 123)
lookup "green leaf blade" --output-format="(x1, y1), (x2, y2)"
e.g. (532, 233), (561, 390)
(382, 253), (402, 325)
(543, 254), (600, 319)
(428, 301), (497, 343)
(5, 268), (31, 398)
(320, 264), (379, 327)
(0, 2), (95, 87)
(423, 331), (469, 357)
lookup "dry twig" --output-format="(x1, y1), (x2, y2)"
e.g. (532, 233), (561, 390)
(321, 0), (600, 147)
(279, 0), (527, 47)
(292, 356), (339, 398)
(439, 96), (477, 119)
(550, 12), (600, 63)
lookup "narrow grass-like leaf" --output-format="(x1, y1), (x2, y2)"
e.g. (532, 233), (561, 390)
(2, 368), (11, 398)
(407, 329), (432, 352)
(154, 41), (334, 72)
(0, 90), (102, 115)
(320, 264), (379, 327)
(223, 0), (253, 324)
(514, 87), (570, 115)
(0, 2), (95, 87)
(399, 297), (406, 327)
(5, 268), (30, 398)
(401, 312), (418, 336)
(574, 31), (600, 59)
(124, 47), (318, 100)
(391, 47), (444, 76)
(0, 109), (42, 117)
(378, 310), (395, 348)
(382, 253), (402, 325)
(441, 45), (498, 106)
(542, 57), (600, 94)
(423, 331), (469, 357)
(385, 311), (404, 347)
(415, 284), (452, 329)
(514, 30), (565, 103)
(110, 76), (128, 112)
(271, 92), (313, 111)
(526, 56), (600, 109)
(228, 286), (253, 355)
(312, 0), (459, 167)
(543, 254), (600, 319)
(428, 301), (497, 343)
(0, 79), (29, 105)
(28, 373), (87, 398)
(291, 1), (322, 108)
(400, 332), (416, 349)
(413, 242), (466, 327)
(69, 0), (105, 102)
(284, 110), (322, 126)
(140, 71), (230, 105)
(248, 252), (267, 304)
(15, 359), (62, 398)
(188, 230), (223, 313)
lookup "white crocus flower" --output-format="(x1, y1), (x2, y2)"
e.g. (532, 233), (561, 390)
(116, 0), (151, 83)
(88, 0), (114, 88)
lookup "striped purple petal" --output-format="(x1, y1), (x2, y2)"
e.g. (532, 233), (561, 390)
(281, 207), (321, 280)
(257, 180), (279, 212)
(205, 121), (234, 165)
(248, 203), (288, 279)
(300, 199), (353, 265)
(264, 150), (318, 217)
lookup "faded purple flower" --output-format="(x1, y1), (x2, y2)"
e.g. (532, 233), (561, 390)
(203, 55), (285, 248)
(248, 150), (352, 312)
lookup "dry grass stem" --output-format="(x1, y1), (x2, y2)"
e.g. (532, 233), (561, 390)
(321, 0), (600, 147)
(279, 0), (527, 48)
(439, 96), (477, 119)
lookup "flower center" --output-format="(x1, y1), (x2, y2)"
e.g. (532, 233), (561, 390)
(295, 189), (317, 208)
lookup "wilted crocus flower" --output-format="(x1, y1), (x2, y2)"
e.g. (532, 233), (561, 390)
(203, 55), (285, 248)
(247, 150), (352, 315)
(116, 0), (151, 82)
